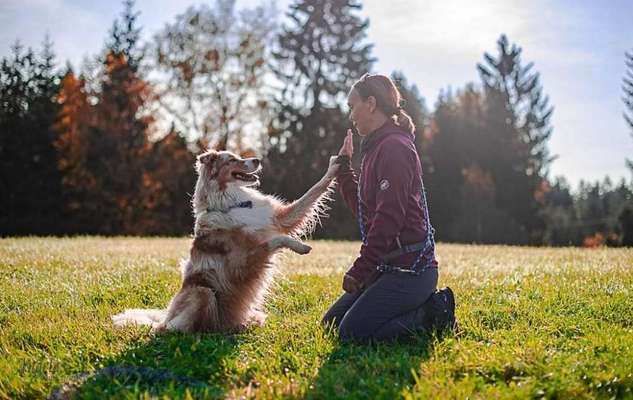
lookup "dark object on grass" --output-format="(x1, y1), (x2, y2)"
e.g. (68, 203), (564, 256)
(48, 366), (206, 400)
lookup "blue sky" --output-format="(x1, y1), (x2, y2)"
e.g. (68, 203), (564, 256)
(1, 0), (632, 188)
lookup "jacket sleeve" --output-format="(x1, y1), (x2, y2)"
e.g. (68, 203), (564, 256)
(346, 141), (415, 283)
(335, 155), (359, 218)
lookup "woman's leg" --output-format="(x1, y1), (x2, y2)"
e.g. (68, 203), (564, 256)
(321, 291), (361, 329)
(337, 268), (438, 342)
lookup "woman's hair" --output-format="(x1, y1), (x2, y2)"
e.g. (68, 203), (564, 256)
(351, 73), (415, 134)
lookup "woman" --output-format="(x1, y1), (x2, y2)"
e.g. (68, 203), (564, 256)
(322, 73), (456, 342)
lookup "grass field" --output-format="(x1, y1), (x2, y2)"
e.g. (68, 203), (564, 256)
(1, 237), (632, 399)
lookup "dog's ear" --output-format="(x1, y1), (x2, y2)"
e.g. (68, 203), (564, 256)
(198, 150), (219, 165)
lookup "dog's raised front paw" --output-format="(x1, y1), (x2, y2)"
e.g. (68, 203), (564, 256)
(291, 241), (312, 255)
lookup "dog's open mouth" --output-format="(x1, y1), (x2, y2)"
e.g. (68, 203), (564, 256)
(232, 171), (258, 182)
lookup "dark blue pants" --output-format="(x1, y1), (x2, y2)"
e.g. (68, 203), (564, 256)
(322, 267), (438, 342)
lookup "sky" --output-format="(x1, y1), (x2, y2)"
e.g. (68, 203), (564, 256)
(1, 0), (632, 188)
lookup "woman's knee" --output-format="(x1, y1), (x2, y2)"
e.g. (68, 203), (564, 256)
(337, 317), (372, 341)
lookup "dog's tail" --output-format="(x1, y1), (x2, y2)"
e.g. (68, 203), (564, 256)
(111, 309), (166, 328)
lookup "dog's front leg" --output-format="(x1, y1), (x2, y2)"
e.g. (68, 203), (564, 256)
(267, 235), (312, 254)
(223, 236), (310, 290)
(273, 156), (340, 235)
(238, 236), (311, 269)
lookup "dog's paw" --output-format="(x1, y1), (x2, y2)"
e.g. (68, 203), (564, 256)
(150, 323), (167, 335)
(323, 156), (340, 181)
(268, 236), (311, 254)
(248, 310), (268, 326)
(290, 241), (312, 255)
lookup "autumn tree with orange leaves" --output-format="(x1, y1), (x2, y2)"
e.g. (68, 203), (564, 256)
(55, 0), (195, 234)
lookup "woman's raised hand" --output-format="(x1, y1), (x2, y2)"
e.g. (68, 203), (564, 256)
(338, 129), (354, 157)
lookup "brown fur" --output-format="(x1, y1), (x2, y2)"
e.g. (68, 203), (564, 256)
(113, 149), (338, 334)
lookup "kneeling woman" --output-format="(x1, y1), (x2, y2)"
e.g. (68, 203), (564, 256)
(322, 73), (456, 342)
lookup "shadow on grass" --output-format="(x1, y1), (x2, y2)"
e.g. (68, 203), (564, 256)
(51, 331), (243, 399)
(304, 330), (437, 399)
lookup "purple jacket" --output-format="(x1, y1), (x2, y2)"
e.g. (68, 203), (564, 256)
(336, 120), (437, 285)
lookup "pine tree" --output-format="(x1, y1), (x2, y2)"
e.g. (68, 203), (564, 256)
(623, 49), (633, 172)
(263, 0), (374, 238)
(90, 1), (154, 234)
(391, 71), (431, 171)
(108, 0), (142, 72)
(477, 34), (555, 244)
(54, 0), (154, 234)
(0, 38), (64, 235)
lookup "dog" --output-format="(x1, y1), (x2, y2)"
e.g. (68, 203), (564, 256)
(112, 149), (339, 333)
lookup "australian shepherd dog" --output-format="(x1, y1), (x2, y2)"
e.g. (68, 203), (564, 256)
(112, 149), (339, 333)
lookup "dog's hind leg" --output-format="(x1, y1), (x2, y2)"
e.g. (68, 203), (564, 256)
(154, 287), (220, 333)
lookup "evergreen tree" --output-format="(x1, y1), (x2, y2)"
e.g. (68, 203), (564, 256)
(477, 34), (555, 244)
(0, 38), (63, 235)
(623, 49), (633, 172)
(54, 0), (154, 234)
(619, 206), (633, 246)
(540, 176), (580, 245)
(263, 0), (374, 238)
(108, 0), (142, 72)
(425, 85), (520, 243)
(391, 71), (431, 172)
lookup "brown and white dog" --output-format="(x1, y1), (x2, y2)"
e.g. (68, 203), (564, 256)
(112, 149), (339, 333)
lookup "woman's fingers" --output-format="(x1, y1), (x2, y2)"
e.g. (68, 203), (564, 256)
(339, 129), (353, 157)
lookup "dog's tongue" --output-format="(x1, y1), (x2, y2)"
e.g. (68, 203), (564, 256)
(235, 172), (257, 181)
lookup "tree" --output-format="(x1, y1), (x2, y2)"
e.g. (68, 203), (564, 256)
(152, 0), (276, 151)
(619, 207), (633, 246)
(139, 124), (197, 235)
(54, 0), (155, 234)
(263, 0), (374, 238)
(391, 71), (431, 172)
(54, 67), (97, 232)
(425, 85), (521, 243)
(477, 34), (555, 244)
(540, 176), (580, 245)
(0, 38), (64, 235)
(623, 49), (633, 172)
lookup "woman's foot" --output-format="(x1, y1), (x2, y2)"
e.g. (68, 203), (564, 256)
(423, 287), (457, 334)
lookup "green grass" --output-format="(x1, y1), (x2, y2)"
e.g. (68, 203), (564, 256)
(1, 237), (633, 399)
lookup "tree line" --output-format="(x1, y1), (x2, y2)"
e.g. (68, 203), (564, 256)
(1, 0), (632, 246)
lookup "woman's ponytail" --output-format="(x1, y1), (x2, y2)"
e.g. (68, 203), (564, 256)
(395, 108), (414, 134)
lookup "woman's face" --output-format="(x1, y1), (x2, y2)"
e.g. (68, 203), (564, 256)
(347, 88), (374, 136)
